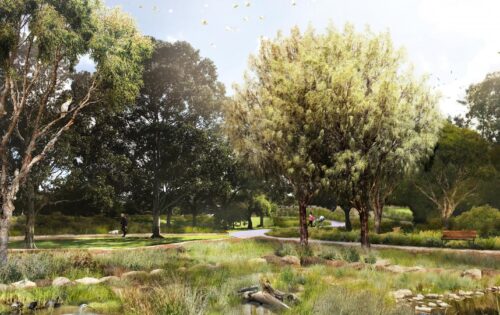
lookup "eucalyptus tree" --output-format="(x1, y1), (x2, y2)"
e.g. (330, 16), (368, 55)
(0, 0), (151, 263)
(128, 40), (225, 238)
(416, 123), (492, 228)
(460, 72), (500, 143)
(226, 25), (440, 247)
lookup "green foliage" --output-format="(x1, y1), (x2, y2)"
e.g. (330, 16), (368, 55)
(454, 205), (500, 237)
(269, 227), (500, 250)
(416, 123), (494, 225)
(461, 72), (500, 143)
(339, 247), (360, 262)
(383, 206), (414, 222)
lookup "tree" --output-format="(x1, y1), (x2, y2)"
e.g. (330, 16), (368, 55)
(416, 124), (493, 228)
(128, 40), (225, 238)
(0, 0), (151, 263)
(460, 72), (500, 143)
(226, 25), (440, 247)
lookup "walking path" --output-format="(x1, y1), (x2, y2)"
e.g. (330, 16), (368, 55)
(229, 229), (500, 256)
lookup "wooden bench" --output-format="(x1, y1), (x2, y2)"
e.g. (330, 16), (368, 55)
(442, 230), (477, 245)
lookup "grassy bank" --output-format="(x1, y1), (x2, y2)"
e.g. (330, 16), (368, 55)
(268, 227), (500, 250)
(0, 239), (498, 314)
(8, 234), (227, 249)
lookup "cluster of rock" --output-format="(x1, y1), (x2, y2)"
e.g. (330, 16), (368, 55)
(0, 268), (169, 291)
(392, 285), (499, 314)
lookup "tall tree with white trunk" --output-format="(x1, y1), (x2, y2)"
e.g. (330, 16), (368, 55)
(0, 0), (151, 264)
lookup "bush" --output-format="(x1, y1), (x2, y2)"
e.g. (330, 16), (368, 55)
(453, 205), (500, 237)
(383, 206), (413, 222)
(339, 247), (360, 262)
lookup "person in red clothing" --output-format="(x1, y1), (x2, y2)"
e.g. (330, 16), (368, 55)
(308, 212), (315, 227)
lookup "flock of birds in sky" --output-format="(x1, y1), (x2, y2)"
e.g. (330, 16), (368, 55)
(132, 1), (500, 98)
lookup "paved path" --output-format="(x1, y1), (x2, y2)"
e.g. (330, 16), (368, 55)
(229, 229), (500, 257)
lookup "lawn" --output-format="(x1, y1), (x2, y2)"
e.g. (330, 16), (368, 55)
(8, 234), (228, 249)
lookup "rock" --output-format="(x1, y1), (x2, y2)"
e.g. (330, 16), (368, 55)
(261, 255), (283, 265)
(99, 276), (120, 283)
(392, 289), (413, 299)
(281, 255), (300, 266)
(428, 302), (437, 307)
(121, 271), (148, 278)
(52, 277), (73, 287)
(150, 269), (167, 275)
(412, 294), (425, 301)
(325, 260), (347, 268)
(11, 279), (36, 289)
(458, 290), (473, 296)
(248, 258), (267, 265)
(438, 301), (450, 308)
(474, 291), (484, 296)
(0, 284), (9, 291)
(425, 293), (439, 299)
(347, 262), (365, 270)
(461, 268), (482, 280)
(75, 277), (101, 285)
(374, 259), (391, 267)
(406, 266), (425, 273)
(384, 265), (407, 273)
(447, 293), (461, 300)
(415, 306), (432, 313)
(300, 256), (326, 266)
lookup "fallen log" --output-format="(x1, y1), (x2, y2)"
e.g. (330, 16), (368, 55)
(244, 291), (290, 310)
(238, 277), (299, 310)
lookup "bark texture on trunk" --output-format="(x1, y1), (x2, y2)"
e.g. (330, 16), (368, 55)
(259, 213), (264, 227)
(0, 201), (13, 265)
(247, 211), (253, 229)
(298, 200), (309, 246)
(24, 181), (36, 249)
(359, 209), (370, 248)
(151, 177), (162, 238)
(341, 205), (352, 231)
(166, 207), (172, 228)
(374, 210), (382, 234)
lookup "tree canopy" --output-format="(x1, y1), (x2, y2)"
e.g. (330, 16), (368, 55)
(225, 24), (440, 247)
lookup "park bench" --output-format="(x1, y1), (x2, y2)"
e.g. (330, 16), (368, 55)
(441, 230), (477, 245)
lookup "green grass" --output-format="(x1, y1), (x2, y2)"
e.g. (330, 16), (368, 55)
(0, 239), (498, 314)
(9, 234), (227, 249)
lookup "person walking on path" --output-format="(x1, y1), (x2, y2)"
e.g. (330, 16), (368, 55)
(120, 213), (128, 238)
(308, 212), (315, 227)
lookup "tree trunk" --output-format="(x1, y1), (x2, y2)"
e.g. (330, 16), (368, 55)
(359, 208), (370, 248)
(374, 210), (382, 234)
(247, 211), (253, 230)
(166, 207), (172, 228)
(0, 200), (14, 265)
(259, 212), (264, 227)
(442, 212), (451, 229)
(341, 205), (352, 231)
(151, 176), (162, 238)
(298, 200), (309, 246)
(24, 181), (36, 249)
(192, 207), (197, 227)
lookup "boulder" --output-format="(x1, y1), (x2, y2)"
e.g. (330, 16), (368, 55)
(428, 302), (437, 307)
(11, 279), (36, 289)
(52, 277), (73, 287)
(281, 255), (300, 266)
(121, 271), (148, 278)
(415, 306), (432, 313)
(347, 262), (365, 270)
(425, 293), (439, 299)
(458, 290), (473, 297)
(248, 258), (267, 265)
(150, 269), (167, 275)
(374, 259), (391, 267)
(99, 276), (120, 284)
(75, 277), (101, 285)
(461, 268), (482, 280)
(438, 301), (450, 308)
(325, 260), (346, 268)
(392, 289), (413, 300)
(412, 294), (425, 301)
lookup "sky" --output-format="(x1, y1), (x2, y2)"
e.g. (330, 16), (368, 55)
(99, 0), (500, 117)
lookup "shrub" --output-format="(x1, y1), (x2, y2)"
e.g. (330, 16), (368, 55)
(339, 247), (360, 262)
(454, 205), (500, 237)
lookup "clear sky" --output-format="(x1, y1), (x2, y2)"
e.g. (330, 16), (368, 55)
(99, 0), (500, 117)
